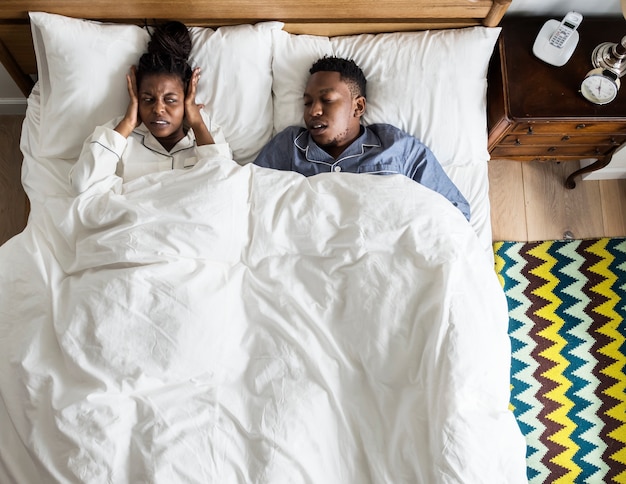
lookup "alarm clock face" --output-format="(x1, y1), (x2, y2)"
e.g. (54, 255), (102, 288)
(580, 72), (619, 105)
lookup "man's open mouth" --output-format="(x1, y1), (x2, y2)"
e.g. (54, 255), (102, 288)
(309, 123), (326, 133)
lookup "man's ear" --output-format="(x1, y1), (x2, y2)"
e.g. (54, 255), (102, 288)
(354, 96), (366, 118)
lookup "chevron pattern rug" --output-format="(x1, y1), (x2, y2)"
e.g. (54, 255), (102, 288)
(493, 237), (626, 484)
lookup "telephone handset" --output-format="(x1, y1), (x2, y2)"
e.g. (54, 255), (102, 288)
(532, 11), (583, 67)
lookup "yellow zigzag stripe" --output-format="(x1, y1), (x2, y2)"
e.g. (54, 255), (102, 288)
(587, 239), (626, 480)
(492, 242), (516, 412)
(494, 241), (505, 288)
(528, 242), (580, 482)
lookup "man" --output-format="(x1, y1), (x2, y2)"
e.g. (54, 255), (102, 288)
(253, 56), (470, 221)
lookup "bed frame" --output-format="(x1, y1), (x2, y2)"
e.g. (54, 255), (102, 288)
(0, 0), (511, 97)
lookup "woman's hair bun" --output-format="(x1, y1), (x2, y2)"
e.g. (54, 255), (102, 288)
(136, 20), (193, 91)
(147, 21), (192, 61)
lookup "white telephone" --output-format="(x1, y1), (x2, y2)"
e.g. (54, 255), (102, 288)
(532, 11), (583, 67)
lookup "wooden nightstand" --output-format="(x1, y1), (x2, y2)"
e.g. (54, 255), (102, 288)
(487, 17), (626, 188)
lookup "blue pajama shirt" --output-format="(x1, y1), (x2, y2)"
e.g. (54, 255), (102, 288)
(253, 123), (470, 221)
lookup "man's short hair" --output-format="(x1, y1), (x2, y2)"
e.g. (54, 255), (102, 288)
(309, 56), (367, 99)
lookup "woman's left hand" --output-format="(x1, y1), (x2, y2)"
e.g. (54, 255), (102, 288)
(184, 67), (205, 130)
(184, 66), (215, 146)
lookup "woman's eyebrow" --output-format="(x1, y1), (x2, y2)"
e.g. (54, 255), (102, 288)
(140, 91), (180, 97)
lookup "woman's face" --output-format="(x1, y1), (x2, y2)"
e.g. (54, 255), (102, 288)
(138, 73), (186, 150)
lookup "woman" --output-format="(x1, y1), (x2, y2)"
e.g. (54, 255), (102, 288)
(69, 21), (231, 194)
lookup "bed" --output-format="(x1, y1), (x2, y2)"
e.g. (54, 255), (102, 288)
(0, 1), (528, 482)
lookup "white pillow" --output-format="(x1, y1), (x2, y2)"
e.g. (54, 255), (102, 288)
(189, 22), (280, 163)
(30, 12), (148, 160)
(271, 26), (501, 168)
(29, 12), (280, 163)
(270, 32), (332, 132)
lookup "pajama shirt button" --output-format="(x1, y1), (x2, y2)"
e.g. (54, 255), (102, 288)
(334, 166), (342, 172)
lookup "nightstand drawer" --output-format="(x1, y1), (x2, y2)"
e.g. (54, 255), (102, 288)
(491, 143), (615, 158)
(498, 133), (626, 147)
(509, 121), (626, 135)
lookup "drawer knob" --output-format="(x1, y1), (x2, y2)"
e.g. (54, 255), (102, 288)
(515, 138), (522, 145)
(594, 147), (601, 154)
(527, 126), (534, 135)
(576, 123), (586, 129)
(548, 147), (557, 152)
(561, 135), (570, 141)
(610, 137), (618, 144)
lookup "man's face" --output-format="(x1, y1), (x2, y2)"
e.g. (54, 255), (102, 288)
(303, 71), (365, 159)
(138, 73), (186, 150)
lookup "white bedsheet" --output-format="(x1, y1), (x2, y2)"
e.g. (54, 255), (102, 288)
(0, 154), (526, 482)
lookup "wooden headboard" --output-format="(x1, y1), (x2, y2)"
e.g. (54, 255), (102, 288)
(0, 0), (511, 96)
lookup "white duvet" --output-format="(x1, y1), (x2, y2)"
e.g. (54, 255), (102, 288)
(0, 157), (527, 483)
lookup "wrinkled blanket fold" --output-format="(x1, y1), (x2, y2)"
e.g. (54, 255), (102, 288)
(0, 159), (526, 483)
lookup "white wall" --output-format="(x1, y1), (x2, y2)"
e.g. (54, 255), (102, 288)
(0, 62), (29, 114)
(506, 0), (622, 16)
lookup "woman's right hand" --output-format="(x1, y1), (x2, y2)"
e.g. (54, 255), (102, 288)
(114, 66), (140, 138)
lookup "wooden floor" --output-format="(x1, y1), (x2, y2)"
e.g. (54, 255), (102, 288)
(0, 114), (625, 246)
(489, 158), (626, 242)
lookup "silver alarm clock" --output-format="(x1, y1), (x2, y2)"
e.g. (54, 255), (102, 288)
(580, 67), (620, 105)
